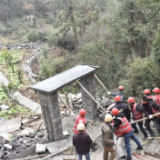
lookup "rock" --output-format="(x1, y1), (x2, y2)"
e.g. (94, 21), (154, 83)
(4, 144), (12, 150)
(35, 144), (46, 153)
(0, 104), (10, 111)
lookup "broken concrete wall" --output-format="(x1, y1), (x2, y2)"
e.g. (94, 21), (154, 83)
(80, 73), (97, 120)
(38, 91), (63, 141)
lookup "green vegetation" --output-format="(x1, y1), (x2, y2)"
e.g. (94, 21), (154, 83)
(0, 105), (31, 121)
(26, 30), (39, 42)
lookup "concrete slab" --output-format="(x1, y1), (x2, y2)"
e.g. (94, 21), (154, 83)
(46, 138), (72, 154)
(13, 91), (41, 114)
(0, 117), (21, 133)
(11, 145), (36, 160)
(30, 65), (96, 93)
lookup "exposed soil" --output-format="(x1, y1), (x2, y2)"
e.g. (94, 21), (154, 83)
(19, 86), (40, 103)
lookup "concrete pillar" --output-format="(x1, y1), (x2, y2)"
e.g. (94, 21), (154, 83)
(80, 73), (97, 120)
(38, 91), (63, 141)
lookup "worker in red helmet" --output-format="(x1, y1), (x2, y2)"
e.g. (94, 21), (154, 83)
(113, 96), (130, 122)
(143, 89), (153, 99)
(152, 87), (160, 124)
(127, 97), (148, 140)
(112, 108), (143, 160)
(141, 96), (160, 137)
(111, 98), (130, 160)
(73, 109), (87, 134)
(107, 86), (125, 102)
(152, 87), (160, 106)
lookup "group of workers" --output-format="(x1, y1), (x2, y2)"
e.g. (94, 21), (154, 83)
(72, 86), (160, 160)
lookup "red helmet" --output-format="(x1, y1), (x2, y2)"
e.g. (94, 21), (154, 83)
(118, 86), (124, 90)
(79, 109), (86, 116)
(152, 87), (160, 94)
(127, 97), (135, 103)
(114, 96), (121, 102)
(111, 108), (119, 116)
(144, 89), (151, 94)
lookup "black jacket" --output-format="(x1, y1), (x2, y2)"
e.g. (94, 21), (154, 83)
(110, 90), (125, 102)
(142, 98), (160, 116)
(113, 102), (131, 122)
(73, 132), (92, 154)
(114, 112), (125, 128)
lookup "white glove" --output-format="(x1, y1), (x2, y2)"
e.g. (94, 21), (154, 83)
(70, 112), (74, 116)
(149, 115), (153, 119)
(107, 92), (111, 95)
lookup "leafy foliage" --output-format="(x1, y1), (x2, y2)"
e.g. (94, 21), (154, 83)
(26, 30), (39, 42)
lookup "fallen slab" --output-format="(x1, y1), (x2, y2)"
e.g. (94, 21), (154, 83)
(0, 117), (21, 133)
(46, 138), (72, 154)
(11, 145), (36, 160)
(13, 91), (41, 114)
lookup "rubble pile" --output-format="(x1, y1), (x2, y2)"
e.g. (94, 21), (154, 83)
(0, 130), (49, 160)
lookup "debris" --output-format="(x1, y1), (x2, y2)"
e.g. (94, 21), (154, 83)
(0, 117), (21, 133)
(41, 148), (69, 160)
(4, 144), (12, 150)
(9, 145), (36, 159)
(63, 130), (69, 136)
(36, 144), (46, 153)
(0, 133), (13, 142)
(13, 154), (49, 160)
(21, 115), (41, 125)
(18, 128), (34, 136)
(0, 104), (10, 111)
(46, 138), (72, 153)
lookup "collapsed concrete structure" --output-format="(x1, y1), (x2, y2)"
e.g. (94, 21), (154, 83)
(30, 65), (98, 142)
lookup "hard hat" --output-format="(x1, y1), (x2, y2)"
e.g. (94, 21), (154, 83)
(111, 108), (119, 116)
(127, 97), (135, 103)
(118, 86), (124, 90)
(105, 114), (113, 122)
(79, 109), (86, 116)
(152, 87), (160, 94)
(114, 96), (121, 102)
(144, 89), (151, 94)
(77, 123), (85, 131)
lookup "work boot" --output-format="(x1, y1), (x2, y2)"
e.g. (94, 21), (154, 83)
(126, 157), (132, 160)
(143, 136), (148, 140)
(137, 146), (143, 150)
(118, 155), (126, 159)
(133, 130), (139, 133)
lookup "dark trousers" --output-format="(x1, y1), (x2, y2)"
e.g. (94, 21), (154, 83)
(132, 121), (148, 137)
(145, 117), (160, 136)
(124, 130), (142, 158)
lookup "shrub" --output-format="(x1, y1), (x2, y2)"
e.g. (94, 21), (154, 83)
(47, 29), (59, 47)
(26, 30), (39, 42)
(40, 44), (50, 59)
